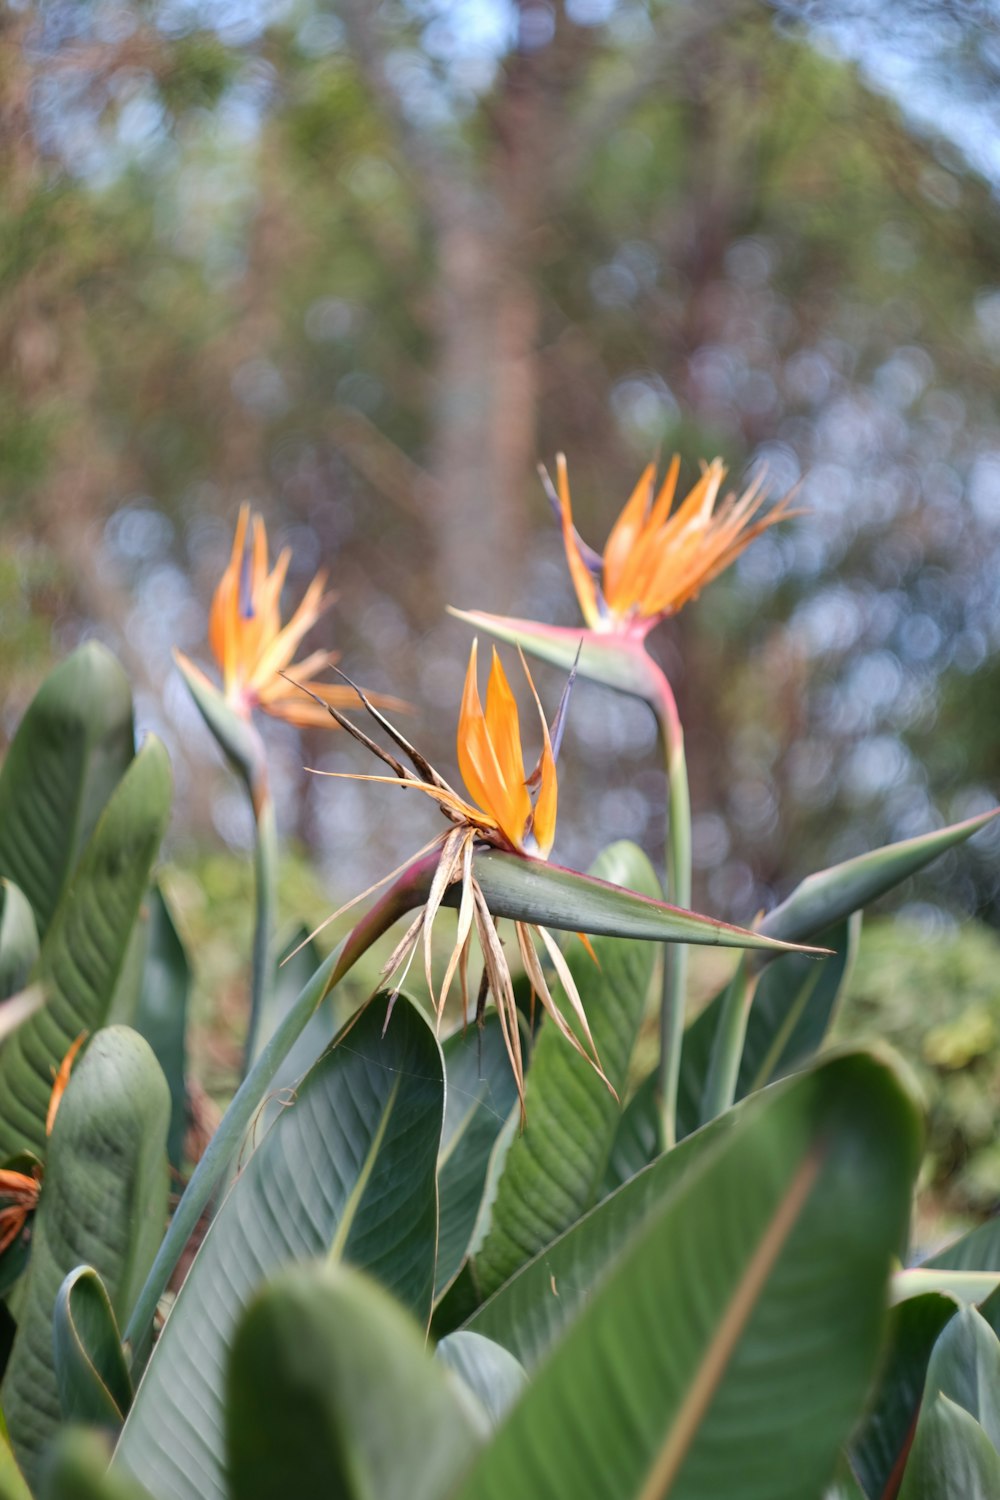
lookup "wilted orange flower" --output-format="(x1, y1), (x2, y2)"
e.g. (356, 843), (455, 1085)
(295, 642), (604, 1105)
(176, 505), (368, 729)
(551, 453), (794, 636)
(0, 1034), (84, 1257)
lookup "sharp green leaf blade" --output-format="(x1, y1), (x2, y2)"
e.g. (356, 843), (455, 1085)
(0, 883), (38, 1005)
(676, 919), (859, 1139)
(447, 609), (664, 701)
(759, 812), (999, 947)
(455, 1050), (921, 1500)
(436, 1016), (520, 1298)
(0, 736), (172, 1161)
(0, 644), (135, 938)
(922, 1305), (1000, 1451)
(922, 1217), (1000, 1273)
(54, 1267), (133, 1429)
(850, 1292), (960, 1500)
(473, 843), (660, 1299)
(897, 1394), (1000, 1500)
(435, 1331), (528, 1432)
(601, 1069), (660, 1196)
(115, 995), (444, 1500)
(0, 1028), (170, 1490)
(227, 1264), (480, 1500)
(469, 847), (818, 955)
(131, 889), (190, 1172)
(42, 1430), (154, 1500)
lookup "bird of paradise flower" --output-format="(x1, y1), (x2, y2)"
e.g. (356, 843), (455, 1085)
(289, 641), (608, 1108)
(450, 452), (796, 1145)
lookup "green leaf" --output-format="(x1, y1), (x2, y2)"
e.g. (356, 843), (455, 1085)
(676, 918), (859, 1138)
(0, 736), (172, 1160)
(226, 1264), (480, 1500)
(42, 1430), (154, 1500)
(253, 927), (336, 1139)
(53, 1267), (133, 1429)
(850, 1292), (960, 1500)
(922, 1305), (1000, 1451)
(114, 995), (444, 1500)
(130, 888), (190, 1171)
(472, 843), (660, 1299)
(0, 988), (44, 1051)
(435, 1331), (528, 1431)
(469, 847), (818, 956)
(437, 1016), (519, 1298)
(922, 1217), (1000, 1273)
(467, 1094), (743, 1370)
(892, 1270), (1000, 1306)
(601, 1069), (661, 1195)
(454, 1049), (921, 1500)
(0, 1028), (170, 1491)
(0, 643), (135, 938)
(0, 1412), (31, 1500)
(121, 942), (345, 1365)
(897, 1394), (1000, 1500)
(0, 883), (38, 1004)
(759, 812), (999, 947)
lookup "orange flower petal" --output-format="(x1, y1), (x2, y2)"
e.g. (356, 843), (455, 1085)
(556, 455), (601, 629)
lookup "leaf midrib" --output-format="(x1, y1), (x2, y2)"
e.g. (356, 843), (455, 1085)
(328, 1075), (403, 1263)
(637, 1145), (824, 1500)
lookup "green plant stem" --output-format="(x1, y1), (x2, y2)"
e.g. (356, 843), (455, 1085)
(122, 941), (343, 1375)
(648, 660), (692, 1152)
(700, 956), (762, 1123)
(244, 790), (279, 1074)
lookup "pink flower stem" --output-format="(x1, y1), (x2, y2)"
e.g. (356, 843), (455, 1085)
(642, 653), (692, 1151)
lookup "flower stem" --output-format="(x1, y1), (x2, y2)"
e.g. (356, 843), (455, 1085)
(243, 790), (279, 1075)
(648, 661), (692, 1152)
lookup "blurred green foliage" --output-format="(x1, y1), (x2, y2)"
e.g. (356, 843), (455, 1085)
(836, 919), (1000, 1231)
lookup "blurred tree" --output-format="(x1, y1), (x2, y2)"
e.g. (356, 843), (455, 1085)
(2, 0), (1000, 929)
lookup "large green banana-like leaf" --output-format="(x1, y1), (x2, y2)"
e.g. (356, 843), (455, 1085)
(0, 644), (135, 938)
(759, 811), (998, 946)
(675, 918), (859, 1138)
(131, 888), (190, 1171)
(42, 1430), (154, 1500)
(921, 1305), (1000, 1451)
(0, 737), (172, 1160)
(850, 1292), (960, 1500)
(467, 1092), (743, 1370)
(0, 883), (38, 1005)
(600, 1069), (660, 1196)
(455, 1049), (921, 1500)
(921, 1218), (1000, 1274)
(53, 1266), (133, 1428)
(226, 1265), (480, 1500)
(437, 1016), (519, 1299)
(897, 1395), (1000, 1500)
(473, 843), (659, 1299)
(0, 1028), (169, 1490)
(435, 1331), (528, 1432)
(114, 995), (444, 1500)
